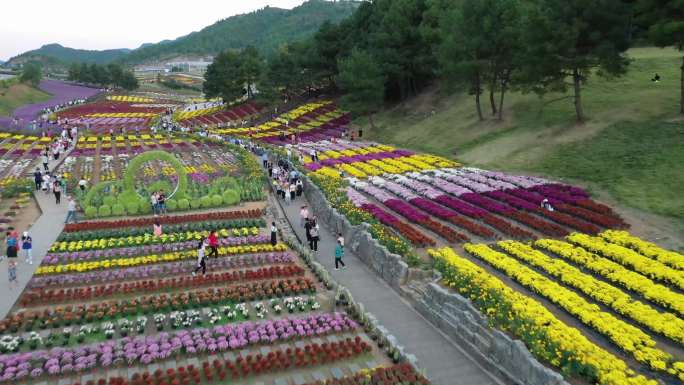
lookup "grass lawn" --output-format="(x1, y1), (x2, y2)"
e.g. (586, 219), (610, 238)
(362, 47), (684, 229)
(0, 79), (51, 116)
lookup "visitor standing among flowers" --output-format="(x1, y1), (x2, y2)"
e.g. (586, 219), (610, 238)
(208, 230), (219, 258)
(271, 222), (278, 246)
(153, 219), (163, 237)
(21, 231), (32, 265)
(192, 237), (207, 276)
(334, 239), (346, 270)
(6, 229), (18, 288)
(53, 180), (62, 204)
(65, 196), (78, 223)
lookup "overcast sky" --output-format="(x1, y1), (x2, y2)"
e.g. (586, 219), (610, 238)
(0, 0), (307, 61)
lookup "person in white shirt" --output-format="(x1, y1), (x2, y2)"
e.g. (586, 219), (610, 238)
(192, 238), (207, 276)
(78, 178), (87, 192)
(337, 233), (344, 248)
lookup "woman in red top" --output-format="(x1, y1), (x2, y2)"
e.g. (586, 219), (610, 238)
(207, 230), (218, 258)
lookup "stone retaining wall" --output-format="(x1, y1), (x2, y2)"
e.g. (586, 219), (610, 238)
(302, 177), (409, 289)
(415, 282), (569, 385)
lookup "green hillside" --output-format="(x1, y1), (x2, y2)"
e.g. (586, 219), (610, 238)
(0, 79), (50, 116)
(7, 44), (130, 67)
(363, 47), (684, 232)
(122, 0), (360, 64)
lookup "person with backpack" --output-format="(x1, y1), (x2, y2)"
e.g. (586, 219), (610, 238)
(21, 231), (32, 265)
(334, 239), (346, 270)
(192, 238), (207, 276)
(208, 230), (219, 258)
(309, 221), (319, 252)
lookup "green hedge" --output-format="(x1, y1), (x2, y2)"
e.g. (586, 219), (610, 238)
(112, 204), (125, 216)
(98, 205), (111, 217)
(122, 151), (188, 200)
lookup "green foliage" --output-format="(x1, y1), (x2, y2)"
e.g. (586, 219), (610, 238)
(102, 196), (115, 206)
(67, 62), (138, 89)
(337, 49), (386, 123)
(138, 198), (152, 214)
(166, 198), (178, 211)
(203, 47), (262, 103)
(189, 199), (201, 210)
(178, 198), (190, 210)
(9, 43), (129, 66)
(200, 195), (212, 209)
(222, 190), (240, 206)
(122, 0), (359, 64)
(122, 151), (187, 200)
(112, 204), (125, 216)
(98, 205), (112, 217)
(85, 206), (98, 218)
(211, 194), (223, 207)
(125, 201), (139, 215)
(19, 62), (42, 87)
(0, 179), (32, 198)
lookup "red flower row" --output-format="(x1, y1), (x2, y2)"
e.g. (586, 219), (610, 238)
(482, 214), (535, 240)
(20, 266), (305, 306)
(422, 218), (469, 243)
(448, 215), (495, 239)
(555, 203), (628, 229)
(5, 279), (315, 331)
(77, 338), (372, 385)
(392, 221), (436, 247)
(63, 210), (263, 232)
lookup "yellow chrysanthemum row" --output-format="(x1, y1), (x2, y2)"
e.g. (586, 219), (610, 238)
(498, 241), (684, 345)
(600, 230), (684, 271)
(567, 233), (684, 291)
(49, 227), (260, 252)
(464, 243), (683, 378)
(429, 247), (658, 385)
(107, 95), (154, 103)
(37, 243), (287, 275)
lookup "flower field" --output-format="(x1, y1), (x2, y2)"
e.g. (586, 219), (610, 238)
(175, 101), (261, 127)
(0, 207), (423, 385)
(57, 99), (176, 134)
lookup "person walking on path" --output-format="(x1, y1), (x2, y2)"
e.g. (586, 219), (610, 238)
(299, 206), (309, 227)
(41, 153), (49, 172)
(334, 239), (346, 270)
(208, 230), (219, 258)
(309, 221), (319, 252)
(296, 179), (303, 197)
(192, 238), (207, 276)
(33, 168), (42, 190)
(6, 229), (18, 288)
(153, 219), (163, 237)
(65, 196), (78, 223)
(289, 183), (296, 202)
(21, 231), (32, 265)
(337, 233), (344, 248)
(53, 180), (62, 204)
(270, 222), (278, 246)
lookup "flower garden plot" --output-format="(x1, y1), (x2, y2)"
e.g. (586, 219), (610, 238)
(0, 216), (405, 385)
(175, 101), (261, 127)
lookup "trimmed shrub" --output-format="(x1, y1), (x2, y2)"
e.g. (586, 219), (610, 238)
(178, 199), (190, 210)
(200, 196), (212, 209)
(112, 204), (125, 216)
(126, 201), (139, 215)
(138, 198), (152, 214)
(102, 196), (115, 206)
(222, 190), (240, 206)
(189, 198), (201, 210)
(166, 199), (178, 211)
(211, 194), (223, 207)
(85, 206), (98, 218)
(98, 205), (112, 217)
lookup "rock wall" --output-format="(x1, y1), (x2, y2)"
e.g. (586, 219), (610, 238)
(415, 282), (569, 385)
(302, 177), (409, 289)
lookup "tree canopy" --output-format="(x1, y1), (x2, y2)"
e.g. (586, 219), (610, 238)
(67, 62), (138, 90)
(203, 48), (263, 103)
(19, 62), (42, 87)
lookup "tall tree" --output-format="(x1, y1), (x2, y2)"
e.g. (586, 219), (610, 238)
(520, 0), (631, 123)
(20, 62), (42, 87)
(119, 71), (139, 91)
(337, 49), (386, 128)
(637, 0), (684, 113)
(203, 50), (244, 103)
(240, 46), (262, 99)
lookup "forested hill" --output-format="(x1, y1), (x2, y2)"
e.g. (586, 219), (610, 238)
(7, 44), (131, 66)
(122, 0), (361, 64)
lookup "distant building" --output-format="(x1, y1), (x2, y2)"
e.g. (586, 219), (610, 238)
(164, 60), (212, 74)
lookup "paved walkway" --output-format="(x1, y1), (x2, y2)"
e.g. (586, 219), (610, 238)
(0, 157), (71, 318)
(276, 193), (504, 385)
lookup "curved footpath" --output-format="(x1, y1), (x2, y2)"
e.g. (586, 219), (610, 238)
(0, 155), (70, 318)
(273, 192), (505, 385)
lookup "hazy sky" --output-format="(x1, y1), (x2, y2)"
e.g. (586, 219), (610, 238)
(0, 0), (307, 61)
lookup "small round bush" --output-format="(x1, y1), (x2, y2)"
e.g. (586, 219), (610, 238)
(189, 198), (201, 210)
(98, 205), (112, 217)
(102, 196), (115, 206)
(178, 199), (190, 210)
(200, 196), (212, 208)
(222, 190), (240, 206)
(85, 206), (97, 218)
(126, 201), (139, 215)
(111, 204), (125, 216)
(211, 194), (223, 207)
(166, 199), (178, 211)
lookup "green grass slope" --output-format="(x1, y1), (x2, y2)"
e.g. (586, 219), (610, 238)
(0, 79), (50, 116)
(363, 47), (684, 233)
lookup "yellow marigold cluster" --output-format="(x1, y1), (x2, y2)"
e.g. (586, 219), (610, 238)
(429, 247), (657, 385)
(600, 230), (684, 271)
(498, 241), (684, 345)
(464, 243), (680, 375)
(37, 243), (287, 275)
